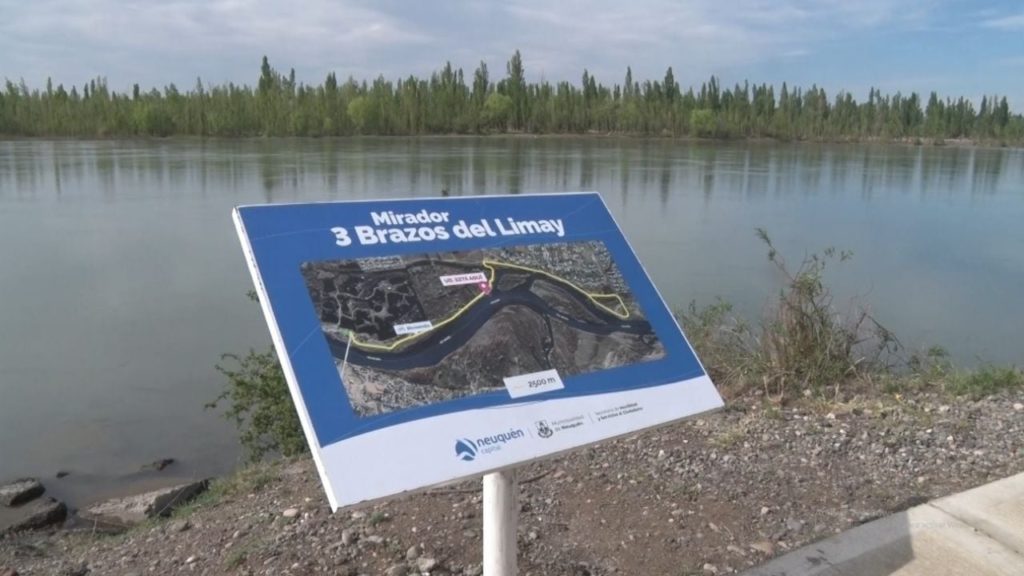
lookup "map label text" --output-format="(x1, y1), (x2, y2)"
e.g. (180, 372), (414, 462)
(503, 369), (565, 399)
(439, 272), (488, 286)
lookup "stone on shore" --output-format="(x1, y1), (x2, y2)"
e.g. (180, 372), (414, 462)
(140, 458), (175, 472)
(0, 496), (67, 533)
(416, 557), (439, 573)
(81, 480), (209, 528)
(0, 478), (44, 507)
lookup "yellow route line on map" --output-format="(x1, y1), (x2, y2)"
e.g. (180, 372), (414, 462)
(480, 259), (630, 320)
(346, 259), (630, 352)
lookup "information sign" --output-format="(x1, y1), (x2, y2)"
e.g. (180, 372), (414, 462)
(233, 192), (722, 509)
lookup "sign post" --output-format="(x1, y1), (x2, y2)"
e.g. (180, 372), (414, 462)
(232, 192), (722, 571)
(483, 470), (518, 575)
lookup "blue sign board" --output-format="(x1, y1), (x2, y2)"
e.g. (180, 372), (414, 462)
(234, 192), (722, 509)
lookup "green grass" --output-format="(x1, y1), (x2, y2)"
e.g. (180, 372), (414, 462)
(166, 488), (220, 519)
(224, 547), (248, 570)
(902, 346), (1022, 400)
(139, 461), (283, 529)
(947, 365), (1024, 399)
(709, 422), (748, 448)
(224, 540), (258, 571)
(761, 403), (784, 420)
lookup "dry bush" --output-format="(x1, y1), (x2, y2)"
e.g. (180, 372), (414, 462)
(682, 230), (901, 402)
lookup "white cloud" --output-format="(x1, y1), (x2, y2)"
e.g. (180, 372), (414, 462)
(0, 0), (432, 84)
(0, 0), (971, 92)
(981, 12), (1024, 30)
(481, 0), (937, 85)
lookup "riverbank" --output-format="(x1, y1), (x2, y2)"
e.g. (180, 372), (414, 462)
(2, 385), (1021, 575)
(1, 132), (1021, 151)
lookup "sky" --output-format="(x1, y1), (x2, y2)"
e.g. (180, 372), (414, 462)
(1, 0), (1022, 109)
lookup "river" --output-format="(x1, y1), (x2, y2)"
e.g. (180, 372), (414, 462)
(1, 137), (1022, 504)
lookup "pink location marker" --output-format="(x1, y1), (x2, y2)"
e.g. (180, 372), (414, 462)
(478, 281), (492, 295)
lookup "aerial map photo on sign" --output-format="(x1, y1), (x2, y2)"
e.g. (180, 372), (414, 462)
(300, 241), (666, 416)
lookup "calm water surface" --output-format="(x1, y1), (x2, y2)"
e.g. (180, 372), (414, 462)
(1, 137), (1022, 503)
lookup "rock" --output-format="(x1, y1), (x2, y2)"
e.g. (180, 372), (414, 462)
(185, 556), (198, 564)
(141, 458), (175, 472)
(406, 545), (420, 560)
(167, 519), (191, 533)
(0, 496), (67, 533)
(1014, 402), (1023, 411)
(385, 565), (407, 576)
(463, 565), (482, 576)
(341, 527), (358, 545)
(59, 564), (89, 576)
(81, 480), (209, 527)
(363, 534), (384, 546)
(0, 478), (44, 506)
(749, 540), (775, 555)
(702, 563), (718, 574)
(55, 471), (71, 479)
(282, 508), (299, 518)
(416, 557), (439, 572)
(1, 567), (18, 576)
(785, 518), (804, 532)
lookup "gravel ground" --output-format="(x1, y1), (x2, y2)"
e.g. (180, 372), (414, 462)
(2, 389), (1022, 576)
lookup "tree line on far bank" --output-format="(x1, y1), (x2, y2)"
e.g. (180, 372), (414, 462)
(1, 51), (1021, 143)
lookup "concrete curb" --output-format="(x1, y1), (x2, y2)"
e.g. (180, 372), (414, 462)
(742, 472), (1024, 576)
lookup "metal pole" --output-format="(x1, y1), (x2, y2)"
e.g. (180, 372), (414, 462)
(482, 469), (518, 576)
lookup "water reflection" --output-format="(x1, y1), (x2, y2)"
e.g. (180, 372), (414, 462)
(3, 138), (1021, 207)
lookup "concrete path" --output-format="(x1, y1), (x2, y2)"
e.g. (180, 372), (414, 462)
(742, 472), (1024, 576)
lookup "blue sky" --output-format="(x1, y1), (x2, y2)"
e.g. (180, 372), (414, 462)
(1, 0), (1022, 109)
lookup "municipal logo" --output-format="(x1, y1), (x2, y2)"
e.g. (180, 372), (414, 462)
(536, 420), (554, 438)
(454, 428), (526, 461)
(455, 438), (478, 461)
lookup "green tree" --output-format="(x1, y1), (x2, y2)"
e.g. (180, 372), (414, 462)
(0, 51), (1020, 143)
(482, 92), (513, 131)
(504, 50), (528, 130)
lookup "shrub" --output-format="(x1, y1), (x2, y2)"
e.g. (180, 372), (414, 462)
(682, 230), (901, 401)
(680, 298), (756, 390)
(753, 229), (900, 399)
(208, 298), (306, 462)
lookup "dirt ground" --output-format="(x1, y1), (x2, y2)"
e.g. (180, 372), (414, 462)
(2, 389), (1022, 576)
